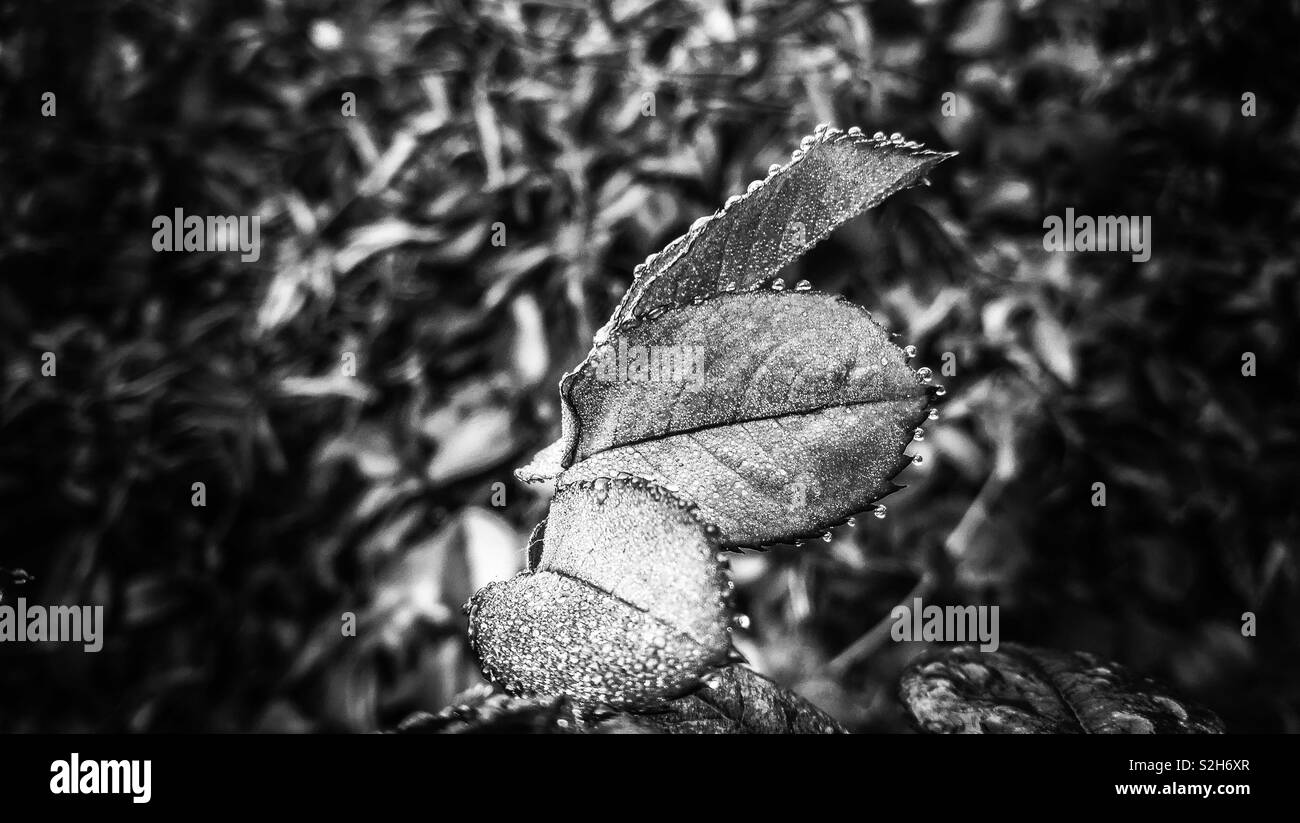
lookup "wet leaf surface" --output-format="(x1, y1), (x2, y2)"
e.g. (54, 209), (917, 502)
(467, 479), (733, 709)
(605, 129), (955, 331)
(551, 292), (932, 545)
(900, 643), (1226, 733)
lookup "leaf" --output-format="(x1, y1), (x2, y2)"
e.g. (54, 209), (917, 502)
(406, 668), (846, 734)
(603, 128), (956, 335)
(544, 290), (934, 545)
(636, 665), (847, 734)
(899, 644), (1226, 734)
(518, 128), (954, 543)
(392, 688), (581, 734)
(467, 478), (735, 710)
(333, 219), (444, 274)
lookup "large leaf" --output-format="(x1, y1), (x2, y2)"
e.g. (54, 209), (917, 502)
(899, 644), (1225, 734)
(467, 479), (735, 709)
(566, 291), (926, 462)
(547, 290), (933, 545)
(520, 126), (954, 483)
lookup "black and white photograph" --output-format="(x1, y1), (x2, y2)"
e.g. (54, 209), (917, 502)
(0, 0), (1295, 799)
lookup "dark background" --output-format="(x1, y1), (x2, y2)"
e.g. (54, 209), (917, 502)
(0, 0), (1296, 732)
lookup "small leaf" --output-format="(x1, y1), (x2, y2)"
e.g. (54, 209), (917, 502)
(899, 644), (1225, 734)
(636, 665), (847, 734)
(605, 129), (955, 334)
(468, 479), (732, 709)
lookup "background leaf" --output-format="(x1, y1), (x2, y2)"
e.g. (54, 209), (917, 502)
(392, 687), (581, 734)
(636, 665), (847, 734)
(900, 644), (1226, 734)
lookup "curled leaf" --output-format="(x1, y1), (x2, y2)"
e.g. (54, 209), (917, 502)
(900, 643), (1225, 734)
(468, 479), (733, 709)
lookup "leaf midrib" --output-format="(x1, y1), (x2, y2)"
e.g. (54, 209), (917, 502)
(573, 392), (927, 465)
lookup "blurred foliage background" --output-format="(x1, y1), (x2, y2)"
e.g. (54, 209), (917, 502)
(1, 0), (1297, 732)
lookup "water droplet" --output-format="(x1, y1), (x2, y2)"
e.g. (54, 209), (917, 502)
(794, 279), (812, 292)
(846, 517), (856, 527)
(794, 540), (805, 547)
(748, 180), (763, 194)
(791, 149), (804, 160)
(873, 131), (886, 140)
(917, 367), (933, 383)
(912, 454), (924, 464)
(768, 163), (781, 175)
(725, 195), (742, 209)
(771, 279), (785, 291)
(890, 132), (903, 142)
(813, 122), (829, 136)
(848, 126), (863, 136)
(913, 428), (925, 441)
(921, 177), (933, 187)
(873, 505), (888, 520)
(821, 531), (833, 543)
(903, 344), (917, 358)
(928, 408), (939, 420)
(935, 386), (948, 397)
(800, 136), (816, 150)
(734, 614), (752, 630)
(691, 216), (710, 232)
